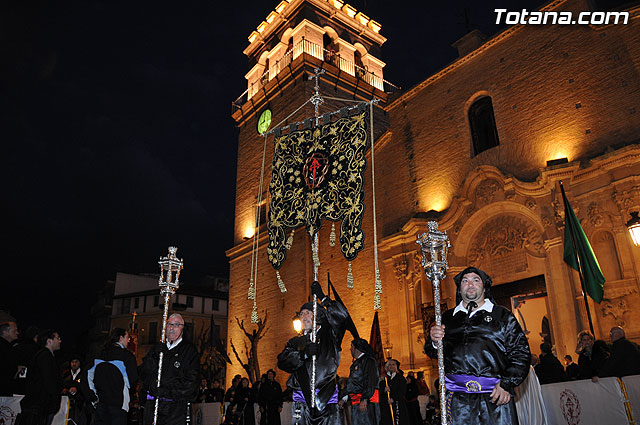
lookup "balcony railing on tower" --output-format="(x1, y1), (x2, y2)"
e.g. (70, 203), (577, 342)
(232, 38), (400, 112)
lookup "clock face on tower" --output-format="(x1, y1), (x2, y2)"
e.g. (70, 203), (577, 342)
(257, 109), (272, 134)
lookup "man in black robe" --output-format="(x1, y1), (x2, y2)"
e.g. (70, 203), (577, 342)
(277, 281), (350, 425)
(425, 267), (530, 425)
(140, 313), (200, 425)
(343, 338), (379, 425)
(258, 369), (283, 425)
(380, 359), (409, 425)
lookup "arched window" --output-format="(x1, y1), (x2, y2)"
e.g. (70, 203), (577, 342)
(468, 96), (500, 156)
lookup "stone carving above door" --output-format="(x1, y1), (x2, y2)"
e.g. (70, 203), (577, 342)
(468, 215), (545, 265)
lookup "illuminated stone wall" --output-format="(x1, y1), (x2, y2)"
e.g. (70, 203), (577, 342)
(228, 0), (640, 388)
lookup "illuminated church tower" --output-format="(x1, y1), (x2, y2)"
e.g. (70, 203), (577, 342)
(227, 0), (393, 385)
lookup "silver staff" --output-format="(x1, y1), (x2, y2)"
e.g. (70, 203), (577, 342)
(153, 246), (184, 425)
(416, 222), (450, 425)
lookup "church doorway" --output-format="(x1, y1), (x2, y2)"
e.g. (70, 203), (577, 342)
(491, 275), (551, 358)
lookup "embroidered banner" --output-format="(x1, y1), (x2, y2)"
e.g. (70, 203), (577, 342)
(267, 111), (369, 270)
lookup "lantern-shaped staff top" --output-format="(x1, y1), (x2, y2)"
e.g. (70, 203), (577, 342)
(416, 221), (451, 281)
(158, 246), (184, 292)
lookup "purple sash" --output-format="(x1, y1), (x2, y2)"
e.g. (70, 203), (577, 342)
(292, 386), (339, 404)
(444, 374), (499, 394)
(146, 391), (173, 402)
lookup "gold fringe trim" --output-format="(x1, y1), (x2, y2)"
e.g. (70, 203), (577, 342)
(374, 267), (382, 310)
(347, 262), (354, 289)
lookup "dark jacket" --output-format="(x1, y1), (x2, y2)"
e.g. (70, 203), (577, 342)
(534, 353), (566, 384)
(0, 337), (17, 396)
(379, 372), (409, 425)
(600, 338), (640, 378)
(20, 348), (62, 415)
(140, 340), (200, 425)
(424, 303), (531, 393)
(90, 343), (138, 408)
(577, 340), (609, 379)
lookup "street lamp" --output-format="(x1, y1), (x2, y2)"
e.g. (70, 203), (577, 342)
(383, 341), (393, 359)
(626, 212), (640, 247)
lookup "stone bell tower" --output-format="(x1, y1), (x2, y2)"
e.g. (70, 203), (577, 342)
(227, 0), (395, 385)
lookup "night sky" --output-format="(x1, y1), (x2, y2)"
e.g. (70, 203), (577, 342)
(2, 0), (543, 348)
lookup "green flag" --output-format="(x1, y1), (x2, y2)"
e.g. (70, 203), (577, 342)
(561, 184), (605, 303)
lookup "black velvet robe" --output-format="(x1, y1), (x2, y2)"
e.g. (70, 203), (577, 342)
(345, 353), (379, 425)
(277, 299), (349, 425)
(141, 340), (200, 425)
(425, 303), (530, 425)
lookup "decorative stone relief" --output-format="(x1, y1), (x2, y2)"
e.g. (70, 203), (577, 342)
(601, 297), (631, 327)
(612, 186), (640, 216)
(588, 202), (603, 227)
(525, 198), (537, 210)
(476, 180), (501, 204)
(505, 190), (516, 200)
(393, 257), (408, 291)
(468, 215), (545, 265)
(541, 216), (552, 228)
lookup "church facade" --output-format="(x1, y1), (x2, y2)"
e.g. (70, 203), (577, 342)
(227, 0), (640, 387)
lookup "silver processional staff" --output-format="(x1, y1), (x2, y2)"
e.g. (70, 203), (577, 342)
(416, 221), (450, 425)
(153, 246), (184, 425)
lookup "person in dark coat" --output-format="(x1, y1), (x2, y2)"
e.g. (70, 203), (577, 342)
(209, 379), (225, 402)
(140, 313), (200, 425)
(599, 326), (640, 378)
(277, 281), (351, 425)
(380, 359), (409, 425)
(18, 329), (63, 425)
(258, 369), (283, 425)
(576, 330), (609, 381)
(405, 374), (421, 425)
(426, 267), (531, 425)
(564, 355), (579, 380)
(231, 378), (256, 425)
(12, 325), (40, 395)
(62, 355), (90, 425)
(0, 320), (19, 396)
(534, 343), (566, 384)
(88, 328), (138, 425)
(344, 338), (379, 425)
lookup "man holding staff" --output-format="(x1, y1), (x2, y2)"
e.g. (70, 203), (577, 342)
(425, 267), (530, 425)
(141, 313), (200, 425)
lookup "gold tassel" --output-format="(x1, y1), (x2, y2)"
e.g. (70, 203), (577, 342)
(329, 222), (336, 247)
(248, 279), (255, 300)
(286, 229), (295, 250)
(374, 267), (382, 310)
(347, 262), (354, 289)
(277, 270), (287, 293)
(251, 304), (259, 324)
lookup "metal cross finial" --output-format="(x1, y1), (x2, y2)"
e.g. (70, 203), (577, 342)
(309, 67), (326, 126)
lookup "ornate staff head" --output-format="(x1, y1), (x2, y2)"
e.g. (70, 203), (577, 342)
(416, 221), (450, 281)
(158, 246), (184, 295)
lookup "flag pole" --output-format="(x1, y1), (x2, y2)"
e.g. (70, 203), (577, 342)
(560, 182), (595, 336)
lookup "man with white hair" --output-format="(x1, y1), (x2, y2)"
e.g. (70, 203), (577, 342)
(140, 313), (200, 425)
